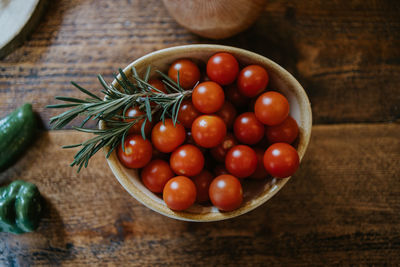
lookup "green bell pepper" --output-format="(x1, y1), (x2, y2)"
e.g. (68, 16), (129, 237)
(0, 180), (43, 234)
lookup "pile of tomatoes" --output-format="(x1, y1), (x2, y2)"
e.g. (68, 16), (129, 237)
(117, 52), (300, 212)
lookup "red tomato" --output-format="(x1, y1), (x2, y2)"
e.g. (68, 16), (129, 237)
(177, 100), (201, 128)
(148, 79), (167, 94)
(233, 112), (265, 145)
(215, 101), (237, 129)
(192, 170), (214, 203)
(214, 164), (229, 176)
(265, 116), (299, 144)
(141, 159), (174, 193)
(117, 135), (152, 169)
(168, 59), (200, 90)
(225, 84), (248, 107)
(124, 106), (153, 136)
(210, 133), (238, 162)
(192, 81), (225, 114)
(170, 144), (205, 176)
(263, 143), (299, 178)
(209, 174), (243, 211)
(163, 176), (197, 211)
(191, 115), (227, 148)
(237, 65), (269, 97)
(254, 91), (289, 126)
(225, 145), (257, 178)
(151, 119), (186, 153)
(206, 52), (239, 85)
(250, 148), (269, 179)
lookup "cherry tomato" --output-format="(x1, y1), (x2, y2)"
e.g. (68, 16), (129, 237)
(177, 100), (201, 128)
(151, 119), (186, 153)
(250, 148), (269, 179)
(206, 52), (239, 85)
(225, 84), (248, 107)
(214, 165), (229, 176)
(233, 112), (265, 145)
(192, 81), (225, 114)
(263, 143), (299, 178)
(209, 174), (243, 211)
(148, 79), (167, 94)
(225, 145), (257, 178)
(237, 65), (269, 97)
(215, 101), (237, 129)
(170, 144), (205, 176)
(124, 106), (153, 136)
(192, 170), (214, 203)
(117, 135), (152, 169)
(265, 116), (299, 144)
(254, 91), (289, 126)
(163, 176), (196, 211)
(168, 59), (200, 90)
(141, 159), (174, 193)
(210, 133), (238, 162)
(191, 115), (227, 148)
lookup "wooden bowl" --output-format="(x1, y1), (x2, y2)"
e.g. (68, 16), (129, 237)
(101, 44), (312, 222)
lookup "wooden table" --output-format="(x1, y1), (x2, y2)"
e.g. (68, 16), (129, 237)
(1, 0), (399, 265)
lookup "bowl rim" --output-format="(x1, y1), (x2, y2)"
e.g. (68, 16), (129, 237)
(100, 44), (312, 222)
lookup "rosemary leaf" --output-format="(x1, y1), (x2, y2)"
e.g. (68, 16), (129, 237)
(71, 81), (102, 101)
(98, 75), (110, 90)
(131, 66), (144, 89)
(160, 79), (181, 93)
(62, 144), (82, 149)
(118, 68), (137, 92)
(72, 127), (107, 134)
(106, 138), (119, 158)
(174, 96), (184, 125)
(156, 70), (178, 88)
(144, 66), (151, 82)
(122, 102), (132, 120)
(140, 118), (148, 140)
(121, 127), (130, 153)
(171, 97), (179, 126)
(113, 73), (130, 94)
(46, 104), (80, 108)
(144, 97), (152, 122)
(54, 96), (89, 103)
(80, 115), (93, 127)
(77, 162), (84, 172)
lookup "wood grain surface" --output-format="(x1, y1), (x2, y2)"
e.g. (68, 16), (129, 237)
(0, 124), (399, 266)
(1, 0), (400, 266)
(0, 0), (399, 126)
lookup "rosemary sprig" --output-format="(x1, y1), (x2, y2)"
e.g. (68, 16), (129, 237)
(47, 67), (191, 172)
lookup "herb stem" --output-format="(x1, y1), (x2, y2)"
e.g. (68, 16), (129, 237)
(47, 66), (191, 172)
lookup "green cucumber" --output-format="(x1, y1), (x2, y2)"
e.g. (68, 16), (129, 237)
(0, 103), (37, 171)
